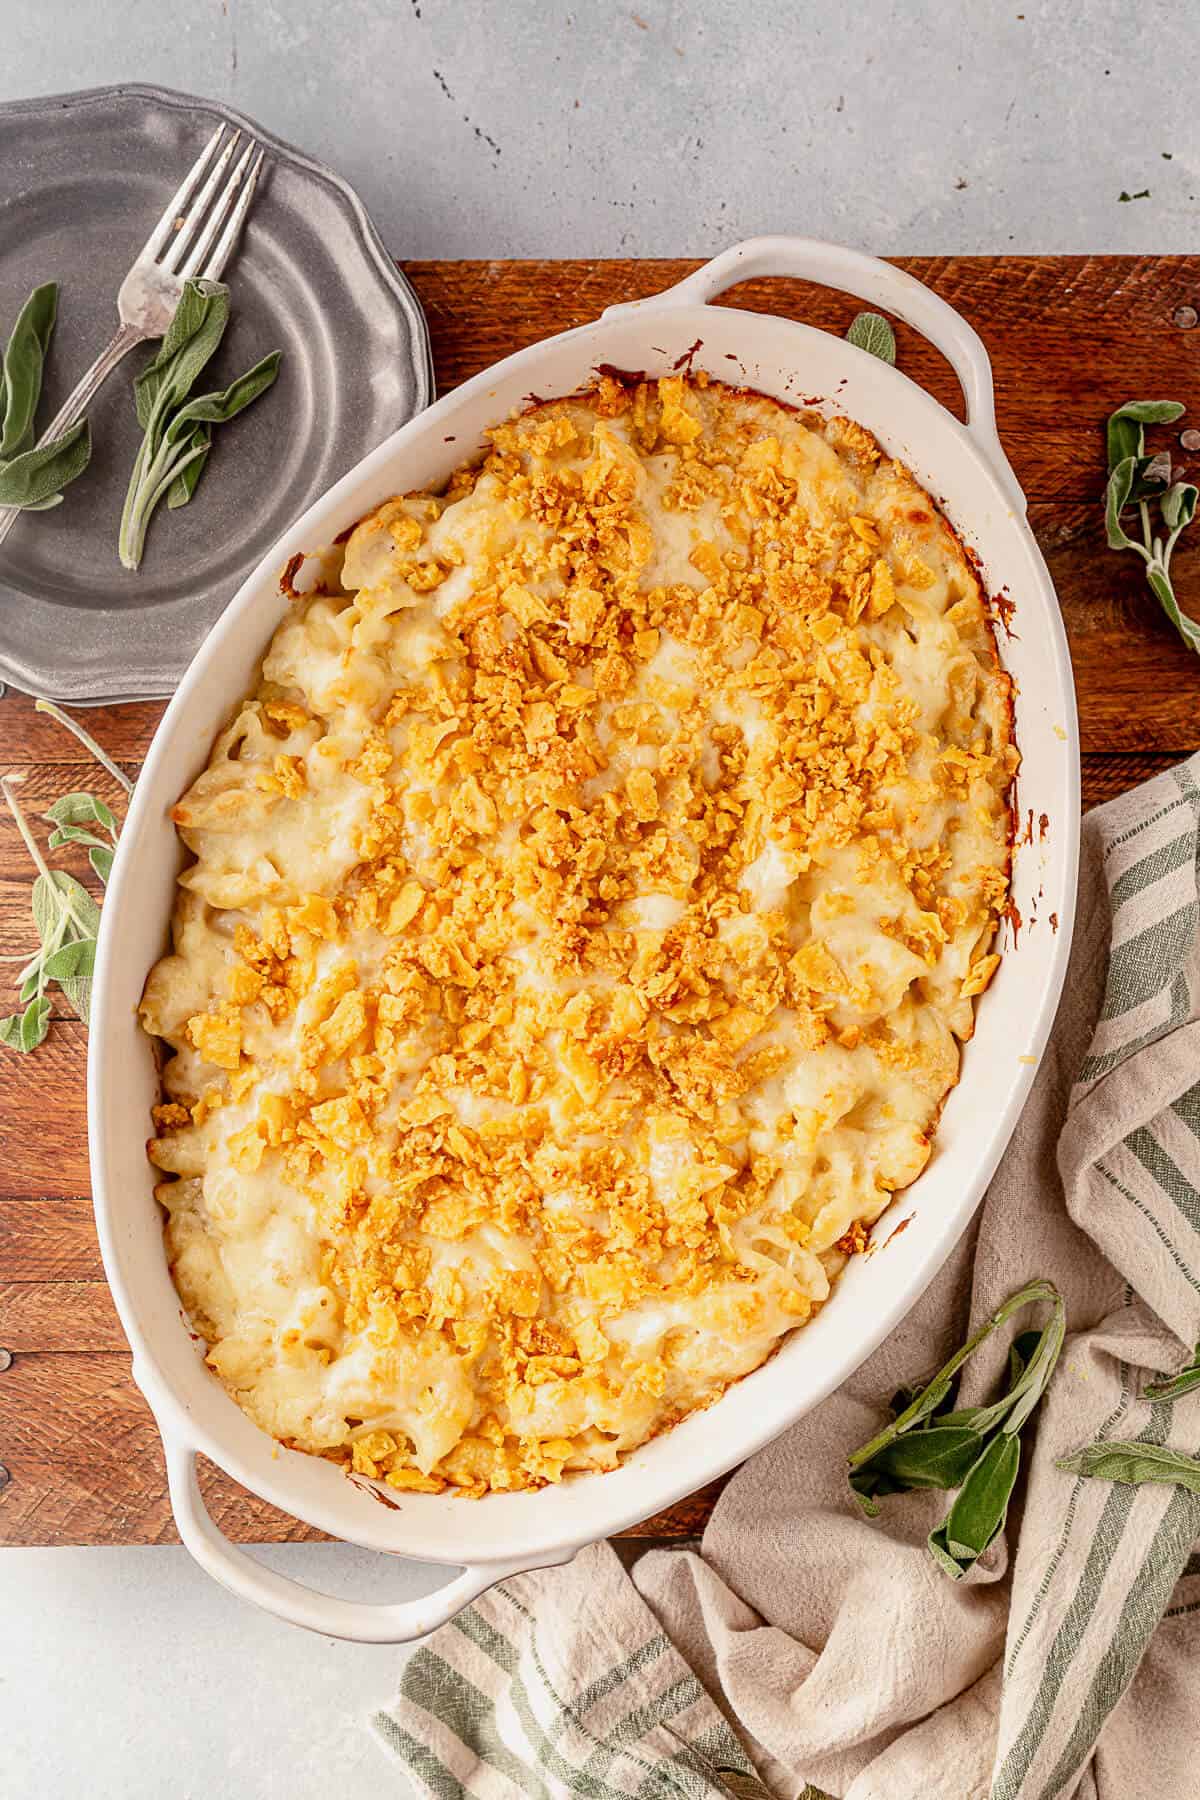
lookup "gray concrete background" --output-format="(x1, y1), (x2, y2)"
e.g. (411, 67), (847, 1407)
(2, 0), (1198, 259)
(2, 2), (1198, 1795)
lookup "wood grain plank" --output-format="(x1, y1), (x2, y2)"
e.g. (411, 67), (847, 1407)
(0, 1280), (123, 1351)
(630, 1479), (726, 1538)
(0, 700), (158, 764)
(2, 255), (1199, 1547)
(1081, 753), (1182, 810)
(0, 1346), (722, 1544)
(1034, 504), (1200, 755)
(397, 255), (1200, 504)
(2, 267), (1197, 770)
(0, 1199), (102, 1280)
(0, 1353), (329, 1545)
(0, 1025), (89, 1195)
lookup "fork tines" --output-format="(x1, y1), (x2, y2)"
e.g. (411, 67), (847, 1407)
(143, 124), (266, 285)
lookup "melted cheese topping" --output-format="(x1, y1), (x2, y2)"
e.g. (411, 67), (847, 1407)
(141, 374), (1016, 1497)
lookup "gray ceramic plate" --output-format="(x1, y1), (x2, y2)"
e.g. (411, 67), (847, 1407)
(0, 83), (433, 703)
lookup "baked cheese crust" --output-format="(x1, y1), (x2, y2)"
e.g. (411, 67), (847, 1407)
(141, 373), (1016, 1497)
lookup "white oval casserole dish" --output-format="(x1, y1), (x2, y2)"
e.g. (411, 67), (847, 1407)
(88, 237), (1079, 1641)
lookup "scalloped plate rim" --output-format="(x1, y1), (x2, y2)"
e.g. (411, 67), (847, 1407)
(0, 81), (433, 705)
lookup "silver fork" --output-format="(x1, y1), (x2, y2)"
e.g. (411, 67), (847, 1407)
(0, 124), (265, 549)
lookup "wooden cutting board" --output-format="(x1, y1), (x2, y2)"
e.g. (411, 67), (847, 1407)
(2, 255), (1198, 1548)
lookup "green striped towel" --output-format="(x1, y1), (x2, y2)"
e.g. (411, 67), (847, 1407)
(376, 757), (1200, 1800)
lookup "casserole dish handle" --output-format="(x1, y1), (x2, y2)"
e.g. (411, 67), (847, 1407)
(165, 1438), (567, 1643)
(611, 235), (1026, 516)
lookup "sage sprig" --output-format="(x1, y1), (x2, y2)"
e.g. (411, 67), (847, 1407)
(1057, 1439), (1200, 1496)
(1145, 1345), (1200, 1401)
(1057, 1338), (1200, 1493)
(0, 420), (91, 511)
(848, 1278), (1065, 1580)
(0, 282), (92, 512)
(0, 776), (101, 1046)
(118, 277), (281, 570)
(35, 698), (128, 883)
(1, 283), (58, 458)
(846, 311), (897, 365)
(0, 702), (127, 1052)
(1104, 399), (1199, 654)
(43, 789), (121, 885)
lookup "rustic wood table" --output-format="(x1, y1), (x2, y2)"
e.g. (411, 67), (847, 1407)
(1, 256), (1198, 1547)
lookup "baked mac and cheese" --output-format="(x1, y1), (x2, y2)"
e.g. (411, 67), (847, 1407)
(141, 373), (1016, 1496)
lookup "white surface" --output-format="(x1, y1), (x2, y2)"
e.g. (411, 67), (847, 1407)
(0, 0), (1197, 257)
(2, 1544), (444, 1797)
(0, 0), (1183, 1788)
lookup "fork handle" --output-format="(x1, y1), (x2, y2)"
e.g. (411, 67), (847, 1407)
(0, 321), (145, 552)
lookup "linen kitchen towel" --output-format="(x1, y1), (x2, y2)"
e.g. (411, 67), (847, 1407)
(375, 754), (1200, 1800)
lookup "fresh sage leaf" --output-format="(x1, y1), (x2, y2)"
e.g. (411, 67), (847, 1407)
(89, 845), (114, 884)
(1057, 1439), (1200, 1496)
(849, 1280), (1063, 1489)
(152, 354), (279, 519)
(33, 870), (101, 944)
(848, 1278), (1064, 1577)
(26, 866), (98, 1027)
(0, 281), (91, 518)
(1107, 410), (1144, 472)
(46, 792), (118, 835)
(1161, 482), (1198, 532)
(44, 790), (120, 862)
(852, 1422), (984, 1496)
(18, 993), (51, 1052)
(0, 417), (91, 509)
(167, 423), (211, 509)
(929, 1431), (1022, 1578)
(1107, 401), (1186, 472)
(47, 823), (113, 853)
(119, 434), (209, 568)
(30, 871), (64, 953)
(0, 282), (59, 459)
(846, 311), (897, 365)
(120, 280), (281, 570)
(1146, 1372), (1200, 1406)
(166, 351), (283, 436)
(1105, 456), (1138, 550)
(0, 735), (124, 1052)
(55, 974), (92, 1024)
(134, 279), (230, 427)
(1145, 1347), (1200, 1401)
(1146, 1369), (1200, 1400)
(1105, 400), (1200, 654)
(42, 937), (96, 982)
(1108, 399), (1185, 430)
(1146, 561), (1200, 653)
(1107, 403), (1187, 484)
